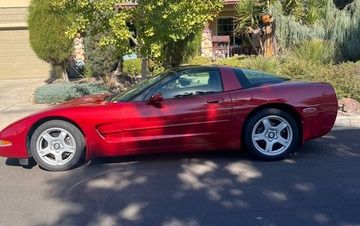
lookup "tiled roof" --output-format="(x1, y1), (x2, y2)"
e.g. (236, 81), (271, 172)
(225, 0), (239, 5)
(117, 0), (239, 7)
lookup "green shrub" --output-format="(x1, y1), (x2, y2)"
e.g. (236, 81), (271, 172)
(84, 28), (119, 77)
(216, 56), (280, 74)
(187, 56), (213, 65)
(34, 82), (109, 104)
(122, 58), (164, 77)
(28, 0), (74, 79)
(123, 59), (142, 77)
(162, 31), (203, 68)
(209, 55), (360, 101)
(315, 63), (360, 100)
(148, 60), (165, 76)
(275, 60), (360, 101)
(216, 56), (245, 67)
(291, 40), (336, 65)
(239, 56), (280, 74)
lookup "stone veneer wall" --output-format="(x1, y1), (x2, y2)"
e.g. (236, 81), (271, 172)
(73, 33), (85, 62)
(201, 25), (213, 58)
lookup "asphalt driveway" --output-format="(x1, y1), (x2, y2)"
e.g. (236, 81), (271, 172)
(0, 127), (359, 226)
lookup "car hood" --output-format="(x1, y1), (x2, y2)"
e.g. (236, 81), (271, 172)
(16, 94), (112, 121)
(54, 93), (111, 108)
(0, 94), (113, 133)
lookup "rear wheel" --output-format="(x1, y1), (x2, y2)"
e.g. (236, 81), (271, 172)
(30, 120), (85, 171)
(244, 108), (299, 160)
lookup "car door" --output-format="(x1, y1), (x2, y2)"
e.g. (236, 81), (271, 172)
(121, 68), (233, 153)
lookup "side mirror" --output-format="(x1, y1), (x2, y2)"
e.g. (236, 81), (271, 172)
(147, 93), (163, 106)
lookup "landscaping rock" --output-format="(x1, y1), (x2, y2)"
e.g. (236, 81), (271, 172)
(338, 98), (360, 113)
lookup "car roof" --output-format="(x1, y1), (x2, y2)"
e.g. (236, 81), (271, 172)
(170, 65), (221, 73)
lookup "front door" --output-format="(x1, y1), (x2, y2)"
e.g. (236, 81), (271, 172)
(121, 68), (232, 152)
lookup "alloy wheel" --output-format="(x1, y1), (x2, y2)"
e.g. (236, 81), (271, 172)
(36, 127), (77, 166)
(251, 115), (293, 156)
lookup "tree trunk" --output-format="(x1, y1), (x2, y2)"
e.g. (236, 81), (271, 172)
(141, 57), (148, 80)
(62, 63), (69, 82)
(246, 32), (260, 55)
(263, 25), (274, 57)
(112, 58), (123, 76)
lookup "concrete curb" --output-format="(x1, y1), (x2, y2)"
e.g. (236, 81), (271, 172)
(335, 113), (360, 128)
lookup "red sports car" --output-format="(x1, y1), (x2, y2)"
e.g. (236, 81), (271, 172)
(0, 66), (338, 171)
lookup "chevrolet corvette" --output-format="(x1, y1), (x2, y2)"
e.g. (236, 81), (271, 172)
(0, 66), (338, 171)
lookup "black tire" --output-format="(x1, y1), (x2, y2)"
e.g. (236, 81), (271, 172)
(244, 108), (300, 161)
(30, 120), (85, 171)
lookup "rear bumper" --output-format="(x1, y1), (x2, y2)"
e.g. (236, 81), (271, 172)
(302, 109), (337, 142)
(302, 85), (338, 142)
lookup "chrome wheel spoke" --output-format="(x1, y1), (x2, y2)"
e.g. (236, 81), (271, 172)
(64, 144), (76, 153)
(277, 137), (290, 147)
(39, 147), (51, 157)
(262, 118), (272, 130)
(265, 141), (274, 153)
(253, 133), (266, 141)
(42, 132), (54, 143)
(276, 122), (288, 132)
(58, 131), (68, 142)
(54, 152), (63, 165)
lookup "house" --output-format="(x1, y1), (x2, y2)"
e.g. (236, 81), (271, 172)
(0, 0), (50, 80)
(0, 0), (240, 80)
(201, 0), (242, 58)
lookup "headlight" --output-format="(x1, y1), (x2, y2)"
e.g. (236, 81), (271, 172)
(0, 140), (12, 147)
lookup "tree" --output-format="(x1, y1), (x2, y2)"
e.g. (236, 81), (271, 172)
(131, 0), (224, 66)
(326, 0), (360, 61)
(161, 30), (202, 68)
(28, 0), (74, 81)
(270, 1), (326, 49)
(279, 0), (327, 25)
(234, 0), (277, 56)
(54, 0), (224, 78)
(333, 0), (354, 9)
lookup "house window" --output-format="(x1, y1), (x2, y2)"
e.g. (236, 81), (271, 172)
(216, 17), (241, 46)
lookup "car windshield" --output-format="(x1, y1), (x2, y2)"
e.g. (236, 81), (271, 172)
(108, 70), (173, 102)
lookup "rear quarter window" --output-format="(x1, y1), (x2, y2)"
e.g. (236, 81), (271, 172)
(234, 68), (288, 88)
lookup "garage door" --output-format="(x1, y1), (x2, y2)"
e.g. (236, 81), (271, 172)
(0, 29), (50, 80)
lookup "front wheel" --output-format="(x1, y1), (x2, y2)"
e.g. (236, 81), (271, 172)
(30, 120), (85, 171)
(244, 108), (299, 161)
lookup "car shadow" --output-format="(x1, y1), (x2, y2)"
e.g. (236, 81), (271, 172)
(31, 128), (360, 226)
(5, 157), (37, 169)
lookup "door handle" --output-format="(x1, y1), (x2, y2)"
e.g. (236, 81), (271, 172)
(207, 99), (224, 104)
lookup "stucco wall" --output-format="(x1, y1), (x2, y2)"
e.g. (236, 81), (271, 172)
(0, 2), (50, 80)
(0, 0), (30, 8)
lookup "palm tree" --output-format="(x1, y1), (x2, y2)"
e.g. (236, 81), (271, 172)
(234, 0), (276, 55)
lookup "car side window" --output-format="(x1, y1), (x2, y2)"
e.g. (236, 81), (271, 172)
(235, 68), (287, 88)
(152, 69), (223, 99)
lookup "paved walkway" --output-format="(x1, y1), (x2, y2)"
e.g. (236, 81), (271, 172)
(0, 79), (48, 130)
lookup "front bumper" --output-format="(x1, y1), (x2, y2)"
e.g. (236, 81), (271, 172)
(0, 128), (29, 159)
